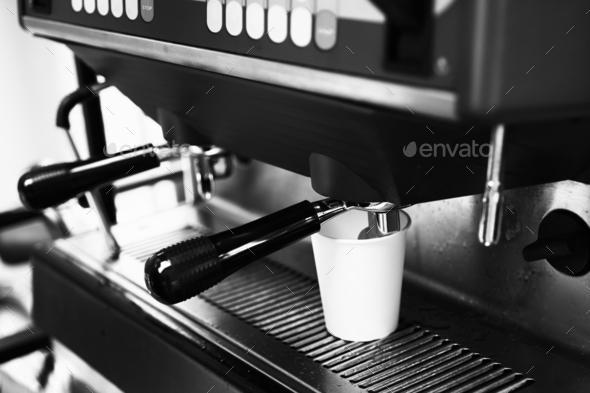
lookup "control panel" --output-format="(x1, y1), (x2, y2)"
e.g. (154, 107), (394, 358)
(20, 0), (590, 123)
(67, 0), (387, 51)
(84, 0), (344, 50)
(28, 0), (448, 89)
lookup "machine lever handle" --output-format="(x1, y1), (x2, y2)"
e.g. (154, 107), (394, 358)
(18, 144), (160, 211)
(144, 201), (321, 304)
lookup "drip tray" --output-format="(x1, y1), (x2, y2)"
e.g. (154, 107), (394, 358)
(199, 263), (532, 393)
(117, 228), (534, 393)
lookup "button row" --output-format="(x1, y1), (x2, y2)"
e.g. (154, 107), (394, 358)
(72, 0), (154, 22)
(207, 0), (337, 50)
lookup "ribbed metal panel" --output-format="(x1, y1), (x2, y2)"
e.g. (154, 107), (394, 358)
(124, 229), (534, 393)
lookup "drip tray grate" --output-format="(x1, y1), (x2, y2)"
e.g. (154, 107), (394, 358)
(200, 262), (533, 393)
(123, 229), (533, 392)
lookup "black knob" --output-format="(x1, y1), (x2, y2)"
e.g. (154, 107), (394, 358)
(18, 145), (160, 210)
(523, 230), (590, 261)
(145, 201), (320, 304)
(523, 209), (590, 276)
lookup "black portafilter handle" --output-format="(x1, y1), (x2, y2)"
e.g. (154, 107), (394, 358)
(145, 201), (325, 304)
(18, 144), (161, 211)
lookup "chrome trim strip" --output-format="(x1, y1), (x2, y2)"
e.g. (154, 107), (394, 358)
(24, 16), (457, 120)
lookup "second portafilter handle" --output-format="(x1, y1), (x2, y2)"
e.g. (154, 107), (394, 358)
(17, 144), (167, 211)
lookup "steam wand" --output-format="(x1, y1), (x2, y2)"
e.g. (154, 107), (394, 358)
(478, 124), (505, 246)
(144, 199), (406, 305)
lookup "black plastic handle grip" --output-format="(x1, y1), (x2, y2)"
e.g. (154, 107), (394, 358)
(18, 145), (160, 210)
(144, 201), (320, 304)
(522, 230), (590, 262)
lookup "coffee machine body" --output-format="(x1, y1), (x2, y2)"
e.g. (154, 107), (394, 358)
(12, 0), (590, 392)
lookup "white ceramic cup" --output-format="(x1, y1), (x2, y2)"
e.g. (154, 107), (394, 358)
(311, 209), (411, 342)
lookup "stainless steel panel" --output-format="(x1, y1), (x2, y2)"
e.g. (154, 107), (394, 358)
(404, 180), (590, 364)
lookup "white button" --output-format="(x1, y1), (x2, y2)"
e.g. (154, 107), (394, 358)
(206, 0), (223, 33)
(315, 10), (337, 50)
(290, 0), (314, 47)
(246, 0), (264, 40)
(111, 0), (124, 18)
(72, 0), (82, 12)
(315, 0), (337, 50)
(226, 0), (243, 37)
(126, 0), (139, 20)
(141, 0), (155, 22)
(97, 0), (109, 15)
(84, 0), (96, 13)
(268, 0), (288, 43)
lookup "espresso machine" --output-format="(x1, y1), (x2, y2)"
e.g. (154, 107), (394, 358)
(4, 0), (590, 392)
